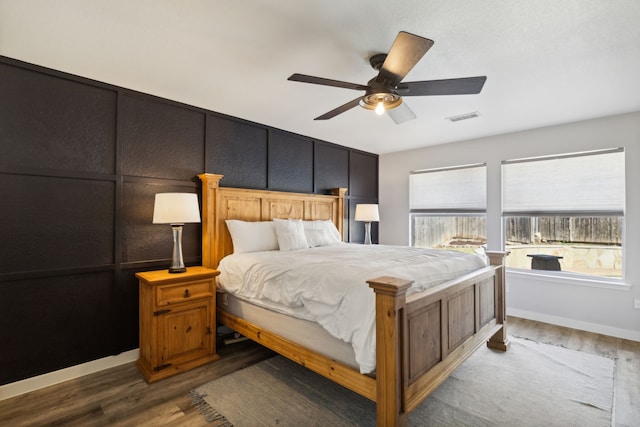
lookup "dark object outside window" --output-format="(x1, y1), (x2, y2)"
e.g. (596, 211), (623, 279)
(527, 254), (563, 271)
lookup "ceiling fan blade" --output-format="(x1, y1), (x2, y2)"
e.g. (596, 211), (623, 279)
(376, 31), (434, 86)
(314, 97), (362, 120)
(387, 101), (417, 124)
(288, 74), (368, 91)
(398, 76), (487, 96)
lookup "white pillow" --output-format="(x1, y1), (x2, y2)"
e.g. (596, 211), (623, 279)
(274, 219), (309, 251)
(225, 220), (279, 253)
(305, 228), (336, 248)
(303, 220), (342, 246)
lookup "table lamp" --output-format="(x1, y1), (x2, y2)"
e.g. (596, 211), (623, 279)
(152, 193), (201, 273)
(355, 204), (379, 245)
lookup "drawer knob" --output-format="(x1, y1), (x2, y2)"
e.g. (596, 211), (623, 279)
(183, 289), (191, 298)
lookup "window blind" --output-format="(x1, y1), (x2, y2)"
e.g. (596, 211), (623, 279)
(502, 148), (625, 216)
(410, 164), (486, 212)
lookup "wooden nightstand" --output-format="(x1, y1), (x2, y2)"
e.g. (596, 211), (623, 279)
(135, 266), (220, 382)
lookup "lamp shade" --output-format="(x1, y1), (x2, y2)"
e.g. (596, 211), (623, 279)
(355, 204), (379, 222)
(152, 193), (201, 224)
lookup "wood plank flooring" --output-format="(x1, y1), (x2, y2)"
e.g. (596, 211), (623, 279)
(1, 317), (638, 426)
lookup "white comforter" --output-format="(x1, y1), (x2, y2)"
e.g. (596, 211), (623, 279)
(217, 243), (486, 373)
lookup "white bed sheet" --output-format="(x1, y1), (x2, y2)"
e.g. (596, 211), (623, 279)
(217, 243), (486, 374)
(218, 292), (359, 370)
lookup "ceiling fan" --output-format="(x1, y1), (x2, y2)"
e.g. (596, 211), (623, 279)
(288, 31), (486, 124)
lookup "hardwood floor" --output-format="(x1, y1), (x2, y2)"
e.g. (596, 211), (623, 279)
(0, 341), (275, 427)
(1, 317), (638, 426)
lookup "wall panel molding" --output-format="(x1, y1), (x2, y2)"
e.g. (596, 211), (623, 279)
(0, 54), (378, 386)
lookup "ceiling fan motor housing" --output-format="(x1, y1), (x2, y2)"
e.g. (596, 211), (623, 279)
(360, 54), (403, 110)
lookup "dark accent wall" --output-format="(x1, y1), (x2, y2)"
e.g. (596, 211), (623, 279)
(0, 56), (378, 385)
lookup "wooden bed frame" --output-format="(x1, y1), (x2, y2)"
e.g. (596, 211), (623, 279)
(199, 173), (509, 427)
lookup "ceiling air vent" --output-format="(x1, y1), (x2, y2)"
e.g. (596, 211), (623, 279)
(446, 111), (480, 122)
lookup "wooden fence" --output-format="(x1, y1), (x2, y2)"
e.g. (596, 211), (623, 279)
(413, 216), (622, 247)
(504, 217), (622, 245)
(413, 216), (486, 248)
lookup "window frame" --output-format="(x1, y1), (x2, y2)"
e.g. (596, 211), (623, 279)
(501, 148), (625, 283)
(409, 163), (487, 250)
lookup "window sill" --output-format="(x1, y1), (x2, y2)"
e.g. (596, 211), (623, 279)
(506, 268), (630, 290)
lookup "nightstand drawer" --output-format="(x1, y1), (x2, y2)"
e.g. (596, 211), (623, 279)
(156, 279), (213, 306)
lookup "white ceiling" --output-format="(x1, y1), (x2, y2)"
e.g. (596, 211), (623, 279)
(1, 1), (639, 154)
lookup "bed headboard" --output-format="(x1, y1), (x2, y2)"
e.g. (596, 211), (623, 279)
(198, 173), (348, 268)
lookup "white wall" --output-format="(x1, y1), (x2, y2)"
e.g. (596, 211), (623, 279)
(380, 112), (640, 341)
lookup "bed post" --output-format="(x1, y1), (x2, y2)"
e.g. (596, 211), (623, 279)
(197, 173), (223, 269)
(330, 188), (348, 240)
(485, 251), (510, 351)
(368, 276), (414, 427)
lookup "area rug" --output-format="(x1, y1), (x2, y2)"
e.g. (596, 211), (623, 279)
(191, 338), (615, 426)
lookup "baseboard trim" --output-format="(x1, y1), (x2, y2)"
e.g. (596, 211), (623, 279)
(508, 308), (640, 342)
(0, 349), (139, 401)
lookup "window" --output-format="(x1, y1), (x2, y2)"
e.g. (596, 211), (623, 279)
(502, 148), (624, 279)
(410, 164), (486, 253)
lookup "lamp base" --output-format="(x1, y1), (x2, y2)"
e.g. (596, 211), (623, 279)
(169, 224), (187, 273)
(364, 221), (372, 245)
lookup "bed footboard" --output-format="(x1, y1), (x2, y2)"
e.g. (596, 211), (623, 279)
(368, 251), (508, 427)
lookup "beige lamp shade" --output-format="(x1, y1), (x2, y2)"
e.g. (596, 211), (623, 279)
(355, 204), (380, 222)
(152, 193), (201, 224)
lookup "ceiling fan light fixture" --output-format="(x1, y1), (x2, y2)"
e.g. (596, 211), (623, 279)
(359, 92), (402, 114)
